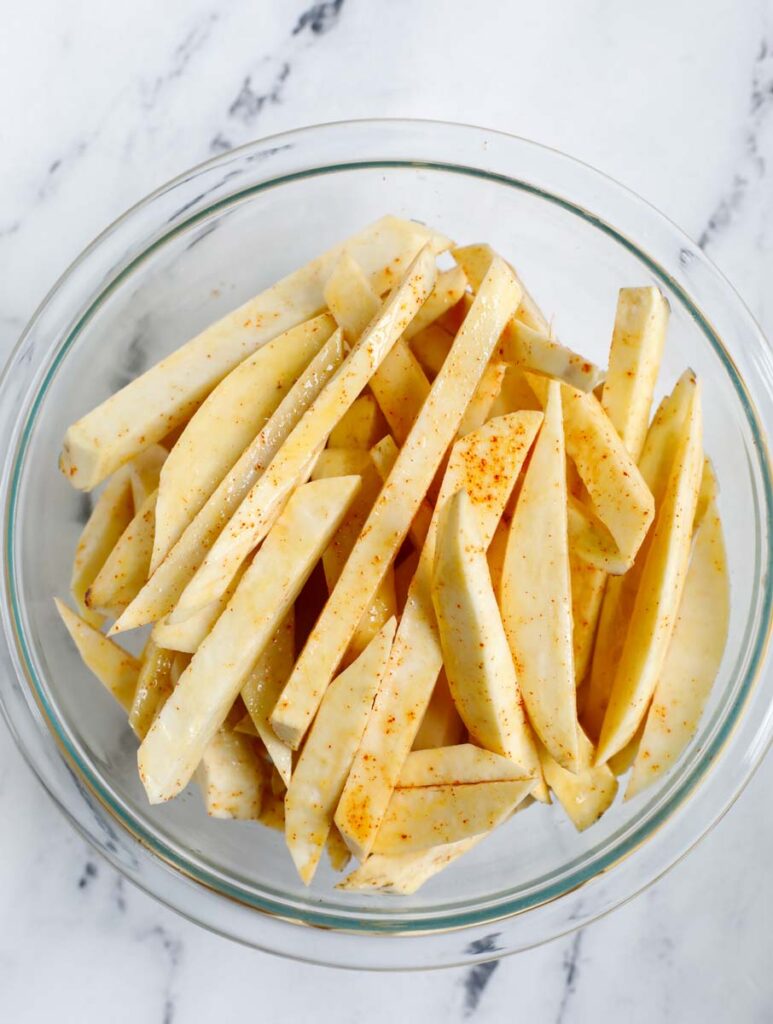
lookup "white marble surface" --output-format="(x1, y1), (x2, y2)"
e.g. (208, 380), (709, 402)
(2, 1), (773, 1020)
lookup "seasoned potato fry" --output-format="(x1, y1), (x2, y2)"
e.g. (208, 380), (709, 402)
(451, 243), (549, 333)
(412, 670), (466, 750)
(241, 611), (296, 787)
(312, 448), (372, 478)
(326, 827), (352, 872)
(409, 324), (454, 379)
(196, 719), (265, 820)
(272, 261), (523, 751)
(626, 496), (728, 797)
(152, 315), (335, 571)
(501, 382), (579, 771)
(60, 216), (449, 490)
(539, 729), (617, 830)
(111, 332), (344, 633)
(174, 247), (436, 619)
(694, 456), (718, 530)
(596, 382), (703, 763)
(456, 361), (507, 437)
(395, 550), (420, 614)
(87, 489), (157, 613)
(370, 435), (433, 551)
(402, 266), (468, 341)
(488, 364), (542, 418)
(335, 412), (541, 859)
(399, 745), (530, 786)
(372, 778), (534, 855)
(137, 476), (360, 803)
(55, 599), (139, 711)
(583, 372), (696, 739)
(152, 561), (250, 654)
(338, 835), (483, 894)
(285, 618), (395, 884)
(129, 444), (167, 511)
(567, 496), (630, 575)
(602, 287), (669, 463)
(570, 551), (607, 684)
(324, 253), (430, 444)
(328, 394), (388, 450)
(71, 465), (134, 626)
(433, 490), (542, 783)
(129, 640), (174, 739)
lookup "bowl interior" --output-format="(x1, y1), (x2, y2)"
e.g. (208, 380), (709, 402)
(7, 159), (770, 931)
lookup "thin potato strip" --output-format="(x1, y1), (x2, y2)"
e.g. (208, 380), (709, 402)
(324, 252), (430, 444)
(196, 719), (265, 820)
(370, 435), (433, 551)
(338, 835), (484, 894)
(87, 489), (157, 613)
(583, 371), (696, 739)
(137, 476), (360, 803)
(626, 496), (728, 798)
(456, 361), (507, 437)
(285, 618), (395, 884)
(241, 611), (296, 788)
(602, 287), (669, 463)
(152, 314), (336, 570)
(501, 382), (579, 770)
(596, 382), (703, 763)
(412, 670), (466, 751)
(71, 465), (134, 627)
(539, 729), (617, 831)
(570, 552), (607, 684)
(372, 780), (534, 855)
(129, 640), (174, 739)
(402, 266), (468, 341)
(110, 332), (344, 633)
(399, 745), (530, 786)
(272, 261), (523, 750)
(334, 412), (541, 860)
(433, 490), (542, 782)
(55, 599), (139, 712)
(152, 560), (250, 654)
(451, 243), (549, 334)
(173, 247), (437, 619)
(61, 216), (449, 489)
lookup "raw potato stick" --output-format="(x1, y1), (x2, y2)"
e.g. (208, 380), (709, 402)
(334, 412), (541, 860)
(110, 332), (345, 633)
(129, 641), (175, 739)
(172, 247), (437, 619)
(87, 489), (157, 613)
(152, 314), (336, 570)
(271, 264), (524, 750)
(61, 216), (450, 489)
(137, 476), (360, 804)
(55, 599), (140, 712)
(285, 618), (395, 884)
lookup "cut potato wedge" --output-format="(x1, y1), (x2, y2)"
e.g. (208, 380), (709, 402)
(596, 382), (703, 763)
(501, 382), (579, 771)
(583, 371), (696, 739)
(241, 611), (296, 788)
(324, 253), (431, 444)
(411, 670), (466, 750)
(55, 599), (139, 712)
(456, 361), (507, 437)
(326, 827), (352, 872)
(196, 720), (265, 820)
(399, 745), (530, 786)
(152, 560), (250, 654)
(539, 729), (617, 830)
(569, 552), (607, 684)
(370, 435), (433, 551)
(87, 489), (157, 613)
(272, 260), (523, 750)
(328, 394), (388, 450)
(71, 465), (134, 627)
(129, 640), (174, 739)
(567, 496), (630, 575)
(451, 243), (549, 334)
(433, 490), (542, 782)
(152, 314), (335, 571)
(173, 247), (437, 619)
(626, 496), (728, 797)
(335, 412), (541, 859)
(488, 364), (542, 418)
(137, 475), (360, 803)
(372, 779), (534, 855)
(60, 216), (449, 490)
(409, 324), (454, 379)
(602, 287), (669, 463)
(285, 618), (395, 884)
(110, 332), (344, 633)
(338, 835), (483, 894)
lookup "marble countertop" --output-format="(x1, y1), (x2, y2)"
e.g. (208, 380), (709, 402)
(2, 1), (772, 1020)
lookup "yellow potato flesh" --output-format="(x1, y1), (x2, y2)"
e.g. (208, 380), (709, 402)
(137, 476), (360, 803)
(55, 599), (139, 712)
(539, 729), (617, 830)
(285, 618), (395, 884)
(398, 744), (530, 786)
(87, 489), (157, 613)
(129, 640), (174, 739)
(327, 394), (388, 450)
(411, 670), (466, 750)
(271, 260), (523, 751)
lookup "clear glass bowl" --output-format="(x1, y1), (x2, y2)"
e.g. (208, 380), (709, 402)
(1, 120), (772, 970)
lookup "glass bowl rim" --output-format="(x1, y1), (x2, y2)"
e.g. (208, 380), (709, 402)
(1, 118), (772, 951)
